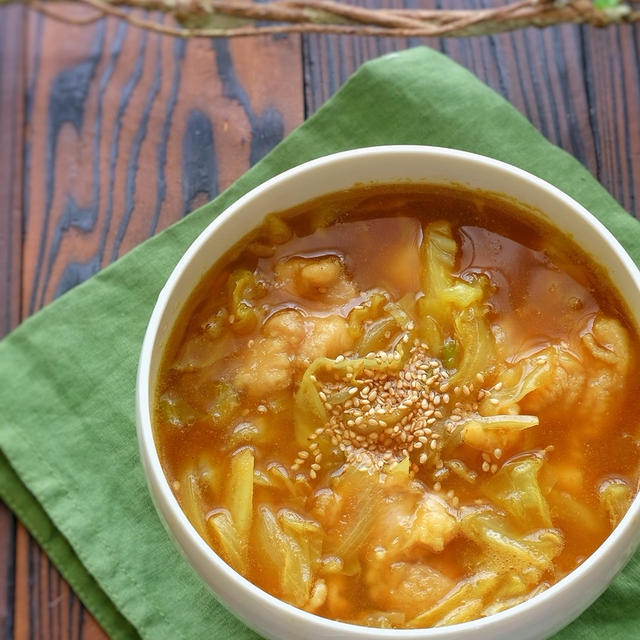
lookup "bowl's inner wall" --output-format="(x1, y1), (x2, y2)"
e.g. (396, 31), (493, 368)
(140, 148), (640, 640)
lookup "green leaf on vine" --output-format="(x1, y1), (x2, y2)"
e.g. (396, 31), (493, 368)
(594, 0), (621, 9)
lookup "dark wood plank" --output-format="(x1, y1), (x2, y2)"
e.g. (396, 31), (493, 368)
(0, 506), (16, 640)
(580, 24), (640, 218)
(0, 5), (26, 639)
(7, 6), (304, 638)
(0, 2), (24, 338)
(21, 10), (303, 312)
(303, 2), (639, 222)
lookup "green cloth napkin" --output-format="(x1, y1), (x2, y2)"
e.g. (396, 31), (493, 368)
(1, 45), (639, 640)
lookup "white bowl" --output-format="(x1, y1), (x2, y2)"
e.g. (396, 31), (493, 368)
(136, 146), (640, 640)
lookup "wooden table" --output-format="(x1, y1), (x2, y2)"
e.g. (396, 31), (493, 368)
(1, 3), (639, 637)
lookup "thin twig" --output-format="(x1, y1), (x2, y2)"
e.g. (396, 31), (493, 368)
(3, 0), (637, 38)
(29, 0), (103, 22)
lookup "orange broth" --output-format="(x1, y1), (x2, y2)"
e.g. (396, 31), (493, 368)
(153, 184), (640, 628)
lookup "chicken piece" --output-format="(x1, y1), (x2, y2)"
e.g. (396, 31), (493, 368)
(478, 316), (630, 444)
(310, 487), (343, 529)
(462, 420), (522, 454)
(234, 336), (292, 397)
(264, 309), (353, 368)
(406, 493), (458, 552)
(523, 315), (631, 436)
(583, 315), (630, 369)
(275, 255), (358, 305)
(370, 490), (458, 558)
(263, 308), (306, 347)
(366, 561), (454, 619)
(235, 309), (354, 399)
(297, 315), (353, 367)
(522, 347), (585, 414)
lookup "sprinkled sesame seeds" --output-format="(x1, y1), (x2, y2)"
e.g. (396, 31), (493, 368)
(290, 339), (501, 501)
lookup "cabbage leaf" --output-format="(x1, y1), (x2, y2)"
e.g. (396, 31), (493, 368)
(254, 505), (315, 607)
(227, 268), (265, 334)
(481, 455), (552, 530)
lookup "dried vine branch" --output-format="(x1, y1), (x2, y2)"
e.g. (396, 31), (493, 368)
(3, 0), (639, 38)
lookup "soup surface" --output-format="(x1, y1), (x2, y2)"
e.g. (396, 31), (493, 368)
(154, 184), (640, 629)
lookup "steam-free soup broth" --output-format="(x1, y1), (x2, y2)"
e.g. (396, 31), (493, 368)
(154, 184), (640, 628)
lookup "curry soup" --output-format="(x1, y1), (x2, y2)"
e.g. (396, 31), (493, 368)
(153, 183), (640, 629)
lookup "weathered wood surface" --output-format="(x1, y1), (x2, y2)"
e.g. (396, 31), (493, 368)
(1, 0), (639, 636)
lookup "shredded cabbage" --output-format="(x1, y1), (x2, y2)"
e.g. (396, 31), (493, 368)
(227, 269), (265, 334)
(461, 415), (538, 453)
(179, 470), (208, 539)
(226, 447), (254, 545)
(408, 571), (500, 628)
(417, 221), (457, 354)
(482, 582), (549, 617)
(347, 291), (388, 341)
(254, 505), (315, 607)
(599, 478), (633, 529)
(208, 510), (246, 573)
(481, 350), (554, 416)
(460, 507), (563, 586)
(262, 213), (292, 244)
(326, 462), (384, 561)
(158, 391), (196, 429)
(481, 455), (552, 529)
(207, 381), (239, 426)
(417, 221), (493, 378)
(447, 303), (494, 387)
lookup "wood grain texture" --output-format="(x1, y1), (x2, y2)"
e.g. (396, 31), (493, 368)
(2, 2), (640, 637)
(0, 5), (25, 639)
(2, 8), (303, 638)
(20, 7), (303, 314)
(303, 1), (640, 220)
(0, 3), (24, 339)
(581, 25), (640, 217)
